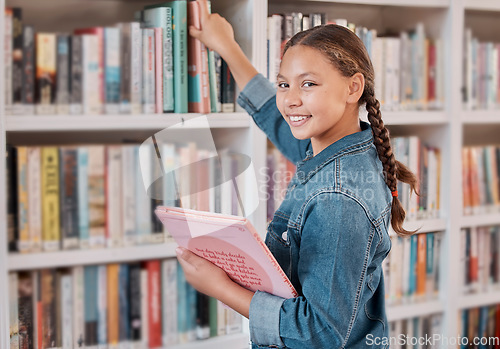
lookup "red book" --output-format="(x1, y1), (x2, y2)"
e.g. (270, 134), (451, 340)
(147, 260), (162, 348)
(187, 1), (210, 113)
(154, 28), (163, 114)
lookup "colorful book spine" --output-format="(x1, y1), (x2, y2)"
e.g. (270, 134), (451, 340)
(74, 27), (104, 113)
(81, 34), (101, 115)
(145, 1), (188, 113)
(59, 147), (80, 250)
(84, 266), (98, 347)
(187, 0), (210, 113)
(77, 147), (89, 249)
(128, 263), (142, 343)
(35, 33), (56, 114)
(97, 265), (107, 349)
(104, 27), (121, 114)
(9, 273), (19, 348)
(5, 8), (13, 112)
(22, 25), (35, 113)
(141, 28), (156, 114)
(56, 34), (70, 114)
(61, 274), (73, 348)
(162, 259), (178, 346)
(107, 264), (120, 347)
(11, 8), (23, 111)
(41, 269), (57, 348)
(72, 266), (85, 348)
(154, 27), (163, 114)
(17, 146), (30, 253)
(41, 147), (60, 251)
(106, 146), (123, 248)
(142, 6), (174, 112)
(87, 145), (106, 248)
(18, 272), (34, 349)
(70, 35), (83, 114)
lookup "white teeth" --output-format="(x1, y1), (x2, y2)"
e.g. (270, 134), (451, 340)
(290, 115), (309, 122)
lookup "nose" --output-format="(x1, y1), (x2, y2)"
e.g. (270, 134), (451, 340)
(284, 85), (302, 108)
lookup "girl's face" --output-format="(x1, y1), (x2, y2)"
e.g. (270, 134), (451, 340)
(276, 45), (361, 155)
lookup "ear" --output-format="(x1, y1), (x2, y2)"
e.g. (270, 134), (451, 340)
(346, 72), (365, 104)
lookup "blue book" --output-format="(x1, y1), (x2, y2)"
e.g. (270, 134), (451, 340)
(78, 147), (89, 248)
(119, 264), (130, 342)
(104, 27), (121, 114)
(409, 234), (418, 297)
(145, 1), (188, 113)
(84, 266), (98, 346)
(461, 309), (469, 349)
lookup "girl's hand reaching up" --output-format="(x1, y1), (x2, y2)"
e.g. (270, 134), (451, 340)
(189, 0), (258, 91)
(189, 0), (237, 57)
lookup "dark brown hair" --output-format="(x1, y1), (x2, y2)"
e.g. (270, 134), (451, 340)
(283, 24), (418, 237)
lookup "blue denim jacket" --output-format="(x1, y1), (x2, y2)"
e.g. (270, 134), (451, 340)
(237, 74), (393, 349)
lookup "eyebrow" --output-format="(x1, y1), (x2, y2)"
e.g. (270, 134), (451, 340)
(276, 72), (319, 80)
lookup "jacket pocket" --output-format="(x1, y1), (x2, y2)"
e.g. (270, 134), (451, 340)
(266, 210), (292, 279)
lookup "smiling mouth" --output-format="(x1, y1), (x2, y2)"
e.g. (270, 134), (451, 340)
(289, 115), (311, 122)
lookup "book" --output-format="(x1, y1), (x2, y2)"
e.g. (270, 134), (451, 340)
(155, 206), (298, 299)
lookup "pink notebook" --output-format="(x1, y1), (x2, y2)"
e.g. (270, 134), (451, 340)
(155, 206), (298, 299)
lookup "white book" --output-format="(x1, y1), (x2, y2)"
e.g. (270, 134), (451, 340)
(5, 10), (13, 113)
(106, 146), (123, 248)
(131, 22), (142, 114)
(399, 31), (411, 110)
(73, 266), (85, 348)
(217, 300), (227, 337)
(82, 34), (101, 115)
(27, 147), (42, 252)
(142, 28), (156, 114)
(426, 148), (437, 218)
(435, 38), (445, 110)
(226, 308), (242, 335)
(402, 236), (411, 303)
(408, 136), (420, 220)
(267, 15), (282, 84)
(87, 145), (106, 248)
(97, 265), (107, 348)
(162, 259), (178, 346)
(31, 271), (39, 349)
(136, 144), (152, 243)
(61, 274), (73, 348)
(9, 272), (19, 349)
(464, 28), (473, 110)
(122, 145), (136, 245)
(104, 27), (121, 114)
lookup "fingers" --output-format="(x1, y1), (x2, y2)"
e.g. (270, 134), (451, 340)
(197, 0), (210, 20)
(189, 25), (201, 39)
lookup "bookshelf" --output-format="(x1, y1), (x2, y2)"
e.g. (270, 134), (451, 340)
(2, 0), (500, 348)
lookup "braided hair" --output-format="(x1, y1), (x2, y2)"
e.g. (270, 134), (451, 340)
(283, 24), (418, 236)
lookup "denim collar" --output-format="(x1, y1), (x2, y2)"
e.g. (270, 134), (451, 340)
(296, 121), (373, 184)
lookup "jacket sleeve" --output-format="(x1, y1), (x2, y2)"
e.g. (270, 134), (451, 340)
(249, 191), (378, 348)
(237, 73), (311, 164)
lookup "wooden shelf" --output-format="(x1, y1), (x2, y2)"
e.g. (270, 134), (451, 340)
(8, 243), (178, 271)
(5, 113), (251, 132)
(387, 300), (444, 322)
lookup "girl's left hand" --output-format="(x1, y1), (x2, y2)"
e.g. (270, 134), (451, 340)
(175, 246), (231, 299)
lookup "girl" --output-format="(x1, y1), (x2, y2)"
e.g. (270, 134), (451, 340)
(176, 1), (418, 347)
